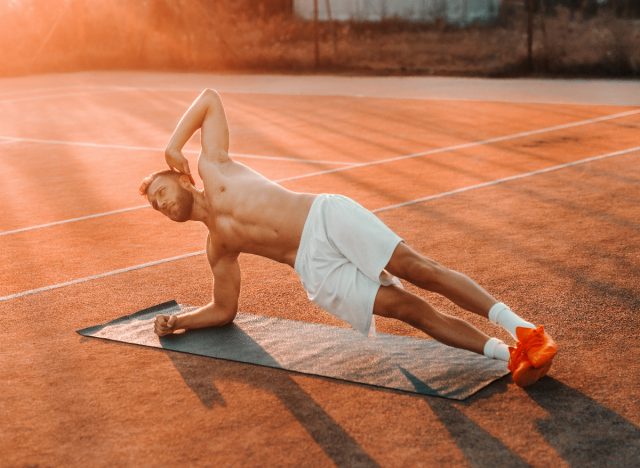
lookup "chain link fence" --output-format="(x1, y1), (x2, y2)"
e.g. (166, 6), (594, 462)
(1, 0), (638, 77)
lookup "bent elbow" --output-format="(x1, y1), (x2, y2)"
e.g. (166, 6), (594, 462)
(217, 307), (238, 327)
(202, 88), (221, 101)
(219, 315), (236, 327)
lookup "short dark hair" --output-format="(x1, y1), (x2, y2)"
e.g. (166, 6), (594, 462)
(139, 169), (180, 196)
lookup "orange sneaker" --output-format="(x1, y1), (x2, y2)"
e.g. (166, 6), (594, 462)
(515, 325), (558, 368)
(508, 344), (552, 387)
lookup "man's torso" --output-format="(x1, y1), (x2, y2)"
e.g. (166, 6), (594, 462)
(199, 157), (315, 266)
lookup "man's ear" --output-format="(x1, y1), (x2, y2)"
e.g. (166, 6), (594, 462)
(178, 173), (195, 189)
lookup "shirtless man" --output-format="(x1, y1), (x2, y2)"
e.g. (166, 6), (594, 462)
(139, 89), (557, 387)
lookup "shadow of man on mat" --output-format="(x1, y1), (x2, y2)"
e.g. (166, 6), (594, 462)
(159, 325), (380, 467)
(162, 331), (525, 468)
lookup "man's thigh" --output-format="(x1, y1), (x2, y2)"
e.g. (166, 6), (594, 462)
(372, 283), (422, 321)
(384, 241), (443, 282)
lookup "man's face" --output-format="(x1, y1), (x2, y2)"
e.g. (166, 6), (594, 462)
(147, 175), (194, 222)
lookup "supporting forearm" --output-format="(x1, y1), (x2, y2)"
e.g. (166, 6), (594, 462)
(175, 302), (234, 331)
(166, 89), (215, 153)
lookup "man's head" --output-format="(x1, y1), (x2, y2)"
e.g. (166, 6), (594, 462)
(139, 170), (194, 222)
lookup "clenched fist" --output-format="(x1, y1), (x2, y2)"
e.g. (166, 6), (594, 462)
(154, 314), (179, 336)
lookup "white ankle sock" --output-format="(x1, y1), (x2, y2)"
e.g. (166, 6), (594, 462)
(483, 337), (510, 362)
(488, 302), (535, 339)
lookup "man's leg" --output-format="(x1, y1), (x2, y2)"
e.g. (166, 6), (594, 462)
(385, 242), (534, 333)
(373, 283), (494, 357)
(384, 242), (557, 384)
(373, 275), (556, 387)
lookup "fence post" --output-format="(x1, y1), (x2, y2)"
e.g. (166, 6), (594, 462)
(526, 0), (534, 72)
(313, 0), (319, 68)
(325, 0), (337, 56)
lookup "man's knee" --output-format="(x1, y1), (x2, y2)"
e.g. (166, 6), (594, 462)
(373, 286), (426, 325)
(387, 243), (449, 290)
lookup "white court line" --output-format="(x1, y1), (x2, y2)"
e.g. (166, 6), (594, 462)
(277, 109), (640, 183)
(374, 146), (640, 213)
(0, 85), (179, 103)
(0, 168), (337, 237)
(0, 135), (357, 166)
(0, 251), (205, 303)
(0, 205), (149, 237)
(1, 107), (638, 237)
(0, 85), (99, 100)
(1, 144), (638, 304)
(0, 88), (135, 104)
(0, 165), (346, 237)
(230, 151), (354, 165)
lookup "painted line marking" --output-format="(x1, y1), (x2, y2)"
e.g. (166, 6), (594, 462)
(0, 135), (357, 166)
(1, 144), (638, 303)
(0, 85), (187, 102)
(0, 168), (346, 237)
(0, 251), (205, 303)
(0, 205), (149, 237)
(10, 83), (639, 107)
(0, 85), (107, 100)
(0, 88), (135, 104)
(373, 146), (640, 213)
(2, 108), (638, 237)
(277, 109), (640, 183)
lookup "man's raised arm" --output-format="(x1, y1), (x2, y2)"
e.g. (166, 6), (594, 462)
(164, 88), (230, 177)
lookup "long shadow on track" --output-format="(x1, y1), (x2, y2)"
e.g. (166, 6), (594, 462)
(525, 378), (640, 467)
(162, 337), (380, 467)
(423, 377), (530, 468)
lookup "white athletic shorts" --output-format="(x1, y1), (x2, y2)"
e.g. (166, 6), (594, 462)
(294, 194), (404, 337)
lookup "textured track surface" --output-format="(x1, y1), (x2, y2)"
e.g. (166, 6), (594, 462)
(2, 73), (639, 467)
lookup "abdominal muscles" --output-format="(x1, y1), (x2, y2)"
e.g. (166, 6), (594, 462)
(214, 213), (298, 264)
(207, 166), (310, 265)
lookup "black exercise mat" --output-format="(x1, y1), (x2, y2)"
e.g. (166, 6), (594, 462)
(77, 300), (509, 400)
